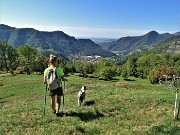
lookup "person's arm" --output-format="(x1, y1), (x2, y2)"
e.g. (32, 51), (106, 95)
(43, 76), (46, 84)
(43, 69), (47, 84)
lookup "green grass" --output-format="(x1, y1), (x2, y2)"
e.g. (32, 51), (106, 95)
(1, 74), (180, 135)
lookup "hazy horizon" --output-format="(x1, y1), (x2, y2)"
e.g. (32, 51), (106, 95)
(1, 23), (179, 40)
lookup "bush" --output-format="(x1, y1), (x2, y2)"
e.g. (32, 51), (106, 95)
(149, 66), (177, 84)
(15, 66), (26, 74)
(98, 66), (117, 80)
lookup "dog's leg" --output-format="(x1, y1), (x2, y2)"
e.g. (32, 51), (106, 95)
(80, 98), (83, 106)
(78, 99), (80, 106)
(79, 100), (82, 106)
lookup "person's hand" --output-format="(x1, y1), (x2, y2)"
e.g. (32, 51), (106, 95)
(63, 77), (68, 82)
(43, 78), (47, 84)
(43, 80), (47, 84)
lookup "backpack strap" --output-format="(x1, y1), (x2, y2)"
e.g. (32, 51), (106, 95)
(54, 67), (58, 79)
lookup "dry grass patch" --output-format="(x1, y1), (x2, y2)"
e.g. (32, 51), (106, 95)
(116, 81), (129, 87)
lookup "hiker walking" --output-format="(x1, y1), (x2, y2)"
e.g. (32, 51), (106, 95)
(43, 54), (68, 116)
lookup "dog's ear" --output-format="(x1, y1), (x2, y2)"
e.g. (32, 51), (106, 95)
(81, 85), (86, 91)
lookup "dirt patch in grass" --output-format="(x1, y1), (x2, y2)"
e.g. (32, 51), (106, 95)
(67, 86), (78, 93)
(116, 82), (129, 87)
(94, 83), (112, 88)
(131, 125), (150, 134)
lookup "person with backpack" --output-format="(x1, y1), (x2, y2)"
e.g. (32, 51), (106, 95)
(43, 54), (68, 116)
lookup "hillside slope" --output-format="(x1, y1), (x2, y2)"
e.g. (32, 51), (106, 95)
(0, 24), (116, 58)
(99, 31), (178, 55)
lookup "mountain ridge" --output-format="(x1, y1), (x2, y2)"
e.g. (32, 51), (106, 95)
(1, 24), (180, 58)
(98, 30), (179, 55)
(0, 24), (116, 59)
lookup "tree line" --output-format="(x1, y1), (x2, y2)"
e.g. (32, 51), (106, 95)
(0, 41), (47, 74)
(1, 41), (180, 83)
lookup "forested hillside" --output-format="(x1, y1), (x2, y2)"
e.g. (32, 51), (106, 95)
(0, 24), (116, 58)
(98, 31), (180, 55)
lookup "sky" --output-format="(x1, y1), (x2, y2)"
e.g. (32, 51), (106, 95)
(0, 0), (180, 38)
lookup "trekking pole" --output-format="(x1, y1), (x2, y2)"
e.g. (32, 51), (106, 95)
(177, 100), (180, 120)
(174, 89), (178, 119)
(43, 84), (48, 116)
(63, 81), (65, 106)
(62, 81), (66, 112)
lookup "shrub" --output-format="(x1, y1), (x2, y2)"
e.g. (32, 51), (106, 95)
(149, 66), (177, 84)
(98, 66), (117, 80)
(15, 66), (26, 74)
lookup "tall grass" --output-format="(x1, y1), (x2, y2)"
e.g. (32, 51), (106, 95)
(0, 74), (180, 135)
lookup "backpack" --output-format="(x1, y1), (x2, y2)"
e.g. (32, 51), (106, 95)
(46, 68), (59, 90)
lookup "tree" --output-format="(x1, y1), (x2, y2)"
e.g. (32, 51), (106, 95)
(73, 60), (95, 77)
(94, 58), (117, 80)
(149, 66), (177, 84)
(7, 45), (19, 70)
(82, 62), (95, 74)
(95, 58), (110, 76)
(126, 56), (138, 77)
(63, 61), (76, 74)
(98, 66), (117, 80)
(74, 60), (83, 73)
(33, 54), (48, 74)
(18, 45), (38, 74)
(136, 55), (150, 79)
(0, 41), (9, 72)
(121, 64), (130, 79)
(0, 41), (18, 72)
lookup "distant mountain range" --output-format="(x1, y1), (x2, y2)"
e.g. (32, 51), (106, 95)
(98, 31), (180, 55)
(0, 24), (116, 59)
(0, 24), (180, 59)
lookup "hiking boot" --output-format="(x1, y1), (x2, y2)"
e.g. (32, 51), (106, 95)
(53, 110), (56, 114)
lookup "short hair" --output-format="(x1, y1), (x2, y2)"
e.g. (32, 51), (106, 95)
(49, 54), (57, 64)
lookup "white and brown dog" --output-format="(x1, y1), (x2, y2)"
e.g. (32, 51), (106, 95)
(77, 86), (86, 106)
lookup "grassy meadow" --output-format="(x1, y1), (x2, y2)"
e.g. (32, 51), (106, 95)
(0, 73), (180, 135)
